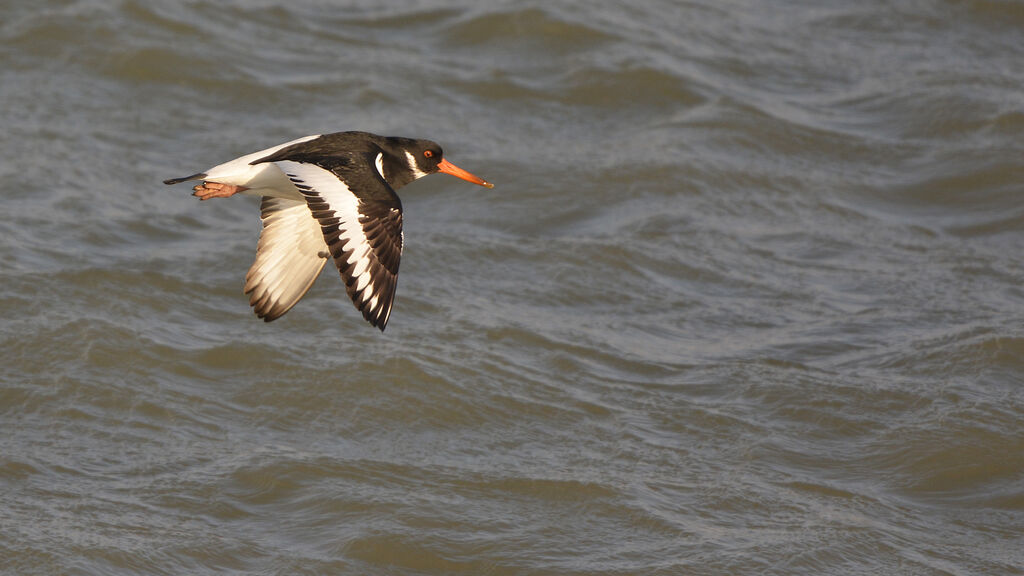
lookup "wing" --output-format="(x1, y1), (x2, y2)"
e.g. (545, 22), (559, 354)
(273, 160), (403, 331)
(244, 197), (330, 321)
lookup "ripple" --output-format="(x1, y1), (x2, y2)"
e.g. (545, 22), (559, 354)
(441, 7), (618, 50)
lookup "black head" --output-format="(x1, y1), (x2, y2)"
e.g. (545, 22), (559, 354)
(402, 139), (446, 179)
(379, 136), (493, 190)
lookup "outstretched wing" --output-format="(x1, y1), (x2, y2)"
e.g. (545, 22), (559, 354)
(244, 197), (329, 321)
(273, 160), (403, 331)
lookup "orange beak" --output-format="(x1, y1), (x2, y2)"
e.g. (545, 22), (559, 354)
(437, 158), (494, 188)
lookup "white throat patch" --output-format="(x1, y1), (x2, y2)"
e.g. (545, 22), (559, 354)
(404, 151), (428, 180)
(374, 152), (385, 181)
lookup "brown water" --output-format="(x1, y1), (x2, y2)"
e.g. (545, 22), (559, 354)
(2, 1), (1023, 574)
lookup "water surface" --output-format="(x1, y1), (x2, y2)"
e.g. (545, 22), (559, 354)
(2, 1), (1023, 574)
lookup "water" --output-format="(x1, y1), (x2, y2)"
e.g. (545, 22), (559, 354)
(2, 1), (1023, 574)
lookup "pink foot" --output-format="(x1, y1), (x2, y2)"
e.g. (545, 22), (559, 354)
(193, 181), (248, 201)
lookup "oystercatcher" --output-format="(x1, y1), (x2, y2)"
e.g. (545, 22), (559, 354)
(164, 131), (493, 331)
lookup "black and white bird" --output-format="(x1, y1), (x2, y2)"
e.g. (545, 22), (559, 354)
(164, 131), (493, 331)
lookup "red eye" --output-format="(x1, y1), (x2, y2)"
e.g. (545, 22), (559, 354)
(424, 150), (434, 158)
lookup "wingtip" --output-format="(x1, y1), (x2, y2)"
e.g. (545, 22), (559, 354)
(367, 308), (390, 332)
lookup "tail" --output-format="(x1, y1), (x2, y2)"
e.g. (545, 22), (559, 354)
(163, 172), (207, 185)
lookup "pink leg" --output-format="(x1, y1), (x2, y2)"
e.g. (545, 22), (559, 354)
(193, 181), (248, 201)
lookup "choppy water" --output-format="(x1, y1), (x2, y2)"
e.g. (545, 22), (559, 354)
(2, 1), (1023, 574)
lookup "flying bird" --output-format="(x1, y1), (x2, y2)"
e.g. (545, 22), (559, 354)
(164, 131), (493, 331)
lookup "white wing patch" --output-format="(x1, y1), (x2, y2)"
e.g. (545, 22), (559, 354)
(273, 160), (401, 330)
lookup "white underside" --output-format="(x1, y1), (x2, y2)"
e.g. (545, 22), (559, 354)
(202, 134), (321, 201)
